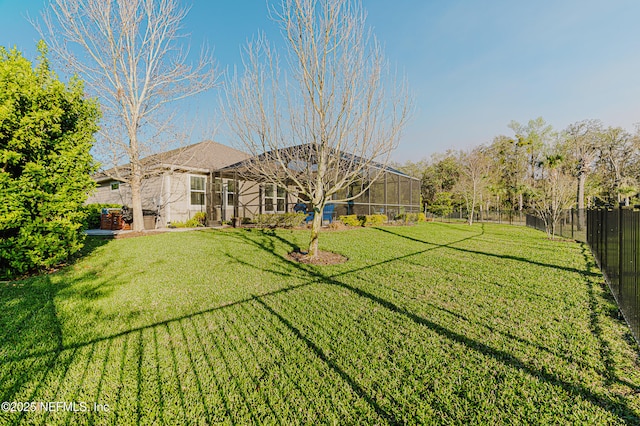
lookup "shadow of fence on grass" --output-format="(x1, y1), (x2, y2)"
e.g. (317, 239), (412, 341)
(247, 227), (640, 420)
(220, 228), (640, 423)
(1, 227), (639, 424)
(372, 226), (600, 277)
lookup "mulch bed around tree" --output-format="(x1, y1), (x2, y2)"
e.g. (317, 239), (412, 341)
(287, 249), (348, 265)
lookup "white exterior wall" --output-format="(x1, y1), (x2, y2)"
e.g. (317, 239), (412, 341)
(87, 181), (131, 206)
(160, 172), (208, 227)
(87, 177), (162, 210)
(87, 173), (306, 226)
(86, 171), (209, 228)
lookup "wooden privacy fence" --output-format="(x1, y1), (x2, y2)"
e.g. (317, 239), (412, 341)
(587, 208), (640, 343)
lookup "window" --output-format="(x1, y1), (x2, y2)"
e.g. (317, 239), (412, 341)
(110, 182), (119, 191)
(277, 186), (286, 211)
(226, 180), (235, 206)
(190, 176), (206, 206)
(264, 184), (286, 212)
(265, 185), (274, 211)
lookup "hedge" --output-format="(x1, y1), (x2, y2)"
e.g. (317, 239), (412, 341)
(254, 213), (307, 228)
(338, 214), (388, 227)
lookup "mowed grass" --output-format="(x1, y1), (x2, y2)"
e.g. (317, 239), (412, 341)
(1, 223), (640, 425)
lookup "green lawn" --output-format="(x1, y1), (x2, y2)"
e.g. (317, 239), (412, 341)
(1, 223), (640, 425)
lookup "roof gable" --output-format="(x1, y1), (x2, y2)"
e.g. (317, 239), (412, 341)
(94, 141), (250, 182)
(156, 140), (250, 171)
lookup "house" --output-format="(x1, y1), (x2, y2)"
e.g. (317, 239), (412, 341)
(87, 140), (251, 227)
(88, 141), (421, 228)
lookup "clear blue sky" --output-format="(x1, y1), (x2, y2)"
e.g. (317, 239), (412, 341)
(1, 0), (639, 162)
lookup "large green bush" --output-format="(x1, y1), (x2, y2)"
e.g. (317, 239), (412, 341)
(0, 43), (100, 278)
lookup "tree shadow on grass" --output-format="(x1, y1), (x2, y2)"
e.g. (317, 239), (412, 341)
(2, 227), (639, 424)
(0, 250), (138, 422)
(579, 244), (640, 389)
(253, 296), (398, 424)
(373, 226), (640, 391)
(227, 227), (640, 423)
(77, 235), (113, 258)
(0, 277), (320, 424)
(372, 226), (601, 277)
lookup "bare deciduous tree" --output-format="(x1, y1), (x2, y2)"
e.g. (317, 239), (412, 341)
(39, 0), (217, 230)
(223, 0), (412, 257)
(531, 154), (575, 238)
(455, 146), (490, 225)
(597, 126), (637, 205)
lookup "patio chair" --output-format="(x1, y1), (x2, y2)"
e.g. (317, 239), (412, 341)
(305, 204), (335, 224)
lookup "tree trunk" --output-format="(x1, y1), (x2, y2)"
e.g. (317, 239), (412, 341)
(130, 163), (144, 231)
(576, 172), (586, 210)
(468, 182), (477, 225)
(576, 172), (586, 231)
(518, 193), (523, 211)
(308, 205), (324, 257)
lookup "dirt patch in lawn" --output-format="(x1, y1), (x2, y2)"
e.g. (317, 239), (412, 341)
(287, 249), (348, 265)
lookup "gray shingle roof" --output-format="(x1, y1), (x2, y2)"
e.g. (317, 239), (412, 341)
(94, 140), (250, 181)
(154, 140), (250, 170)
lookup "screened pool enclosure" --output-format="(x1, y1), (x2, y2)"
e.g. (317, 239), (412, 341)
(211, 145), (421, 223)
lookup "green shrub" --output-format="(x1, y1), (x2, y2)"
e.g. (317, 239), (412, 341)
(338, 214), (387, 227)
(254, 214), (275, 228)
(339, 215), (363, 227)
(255, 213), (306, 228)
(281, 212), (307, 228)
(169, 212), (207, 228)
(362, 214), (386, 226)
(395, 212), (427, 224)
(185, 212), (206, 227)
(0, 44), (100, 279)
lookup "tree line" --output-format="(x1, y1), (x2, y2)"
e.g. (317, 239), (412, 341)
(396, 117), (640, 233)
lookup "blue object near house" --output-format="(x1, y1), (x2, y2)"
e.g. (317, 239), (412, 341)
(305, 204), (335, 224)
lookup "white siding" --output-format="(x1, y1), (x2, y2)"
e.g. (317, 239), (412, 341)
(87, 181), (131, 206)
(160, 172), (208, 227)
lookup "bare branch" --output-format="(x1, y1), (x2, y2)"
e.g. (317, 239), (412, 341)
(222, 0), (412, 256)
(36, 0), (218, 230)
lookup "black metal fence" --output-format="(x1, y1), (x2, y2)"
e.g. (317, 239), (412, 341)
(525, 209), (587, 242)
(433, 209), (527, 225)
(587, 208), (640, 342)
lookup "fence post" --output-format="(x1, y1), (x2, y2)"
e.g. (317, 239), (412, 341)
(571, 208), (574, 239)
(601, 209), (605, 267)
(619, 206), (624, 301)
(631, 207), (640, 336)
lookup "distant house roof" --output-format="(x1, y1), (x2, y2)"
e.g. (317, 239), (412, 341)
(94, 140), (250, 183)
